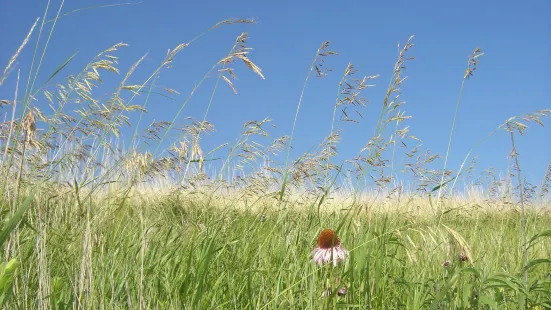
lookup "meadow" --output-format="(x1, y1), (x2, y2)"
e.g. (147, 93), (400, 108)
(0, 6), (550, 310)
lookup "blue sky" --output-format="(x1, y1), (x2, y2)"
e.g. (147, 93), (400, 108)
(1, 0), (550, 189)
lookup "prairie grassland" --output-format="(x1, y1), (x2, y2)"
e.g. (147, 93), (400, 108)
(2, 192), (551, 309)
(1, 4), (550, 310)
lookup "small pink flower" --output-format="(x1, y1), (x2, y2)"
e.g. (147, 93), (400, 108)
(321, 287), (347, 297)
(311, 229), (349, 267)
(337, 288), (347, 296)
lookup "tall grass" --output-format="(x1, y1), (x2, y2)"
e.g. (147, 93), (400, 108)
(1, 3), (550, 309)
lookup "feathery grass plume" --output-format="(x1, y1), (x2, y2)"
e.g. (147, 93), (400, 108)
(236, 172), (278, 204)
(209, 18), (257, 31)
(498, 109), (551, 288)
(499, 109), (551, 135)
(217, 119), (289, 204)
(324, 62), (379, 185)
(403, 149), (452, 193)
(124, 150), (153, 181)
(14, 109), (37, 193)
(275, 130), (344, 202)
(164, 31), (268, 186)
(279, 41), (337, 204)
(438, 47), (484, 200)
(176, 119), (215, 178)
(503, 115), (545, 280)
(37, 42), (128, 165)
(143, 121), (173, 143)
(223, 118), (272, 178)
(537, 163), (551, 203)
(91, 20), (261, 197)
(168, 140), (190, 174)
(450, 109), (549, 196)
(505, 121), (529, 287)
(518, 178), (538, 203)
(0, 18), (40, 87)
(492, 109), (551, 205)
(1, 71), (21, 188)
(464, 47), (484, 79)
(48, 44), (144, 193)
(480, 168), (500, 204)
(282, 132), (346, 197)
(4, 39), (160, 206)
(256, 135), (290, 195)
(462, 156), (479, 184)
(218, 32), (265, 85)
(352, 36), (415, 194)
(3, 7), (145, 213)
(175, 31), (264, 184)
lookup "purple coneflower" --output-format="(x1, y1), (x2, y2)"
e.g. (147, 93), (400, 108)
(311, 229), (349, 267)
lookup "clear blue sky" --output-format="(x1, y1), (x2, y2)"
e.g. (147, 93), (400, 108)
(1, 0), (550, 189)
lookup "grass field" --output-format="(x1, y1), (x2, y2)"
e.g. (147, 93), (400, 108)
(1, 4), (550, 309)
(1, 194), (551, 309)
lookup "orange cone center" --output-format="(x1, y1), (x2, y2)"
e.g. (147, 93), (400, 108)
(317, 229), (340, 248)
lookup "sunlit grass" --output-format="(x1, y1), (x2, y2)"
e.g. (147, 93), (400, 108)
(7, 195), (551, 309)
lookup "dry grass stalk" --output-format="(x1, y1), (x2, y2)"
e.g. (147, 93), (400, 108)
(438, 47), (484, 201)
(0, 18), (40, 86)
(349, 36), (417, 194)
(209, 18), (257, 31)
(218, 32), (265, 96)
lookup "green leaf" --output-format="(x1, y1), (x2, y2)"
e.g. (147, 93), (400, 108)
(430, 176), (457, 193)
(431, 273), (459, 309)
(478, 295), (498, 308)
(484, 273), (520, 293)
(522, 258), (551, 274)
(0, 188), (36, 248)
(459, 267), (482, 278)
(0, 258), (18, 305)
(44, 51), (79, 85)
(527, 230), (551, 250)
(336, 303), (362, 308)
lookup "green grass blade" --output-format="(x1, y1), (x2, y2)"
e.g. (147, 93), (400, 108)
(43, 51), (78, 85)
(0, 188), (36, 248)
